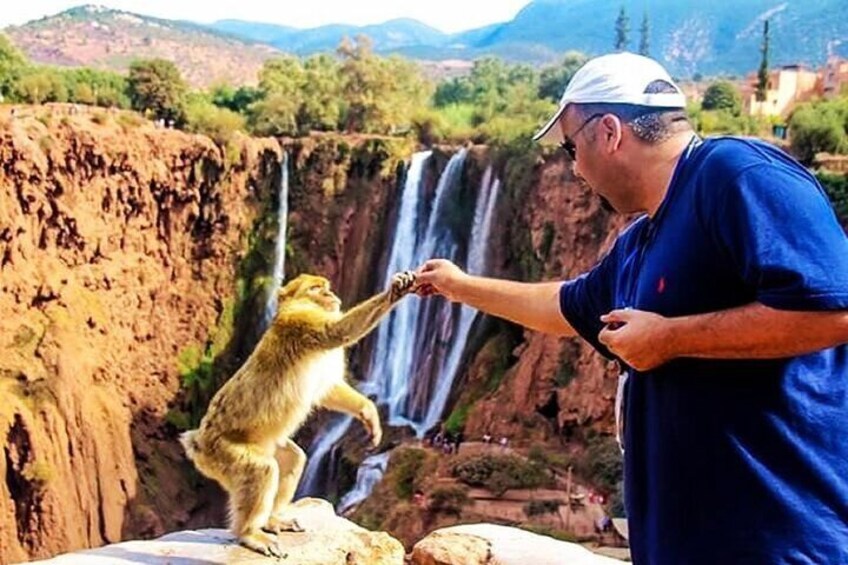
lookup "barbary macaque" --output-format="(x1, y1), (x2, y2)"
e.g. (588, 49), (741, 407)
(181, 271), (416, 557)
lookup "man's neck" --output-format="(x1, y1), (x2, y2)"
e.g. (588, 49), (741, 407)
(635, 131), (696, 217)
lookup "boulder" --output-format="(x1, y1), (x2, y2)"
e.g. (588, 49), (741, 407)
(28, 499), (404, 565)
(410, 523), (624, 565)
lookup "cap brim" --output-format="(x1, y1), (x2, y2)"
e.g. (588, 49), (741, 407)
(532, 103), (568, 144)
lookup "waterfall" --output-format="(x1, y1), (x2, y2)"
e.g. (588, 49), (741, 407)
(263, 151), (289, 326)
(372, 149), (468, 428)
(299, 151), (502, 508)
(298, 150), (432, 497)
(337, 452), (390, 515)
(420, 166), (500, 431)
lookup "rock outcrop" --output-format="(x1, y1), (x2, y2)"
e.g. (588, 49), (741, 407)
(28, 508), (625, 565)
(410, 523), (624, 565)
(28, 499), (404, 564)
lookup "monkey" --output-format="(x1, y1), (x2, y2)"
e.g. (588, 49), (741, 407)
(180, 270), (417, 558)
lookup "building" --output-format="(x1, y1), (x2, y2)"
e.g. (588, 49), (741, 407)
(743, 64), (819, 118)
(821, 56), (848, 99)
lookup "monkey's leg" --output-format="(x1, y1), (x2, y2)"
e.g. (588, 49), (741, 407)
(263, 439), (307, 535)
(224, 444), (284, 558)
(320, 382), (382, 447)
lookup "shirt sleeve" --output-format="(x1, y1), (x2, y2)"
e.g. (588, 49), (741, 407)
(712, 162), (848, 310)
(559, 243), (620, 359)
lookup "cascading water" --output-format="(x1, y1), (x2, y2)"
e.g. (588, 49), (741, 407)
(420, 165), (500, 431)
(336, 452), (390, 515)
(297, 150), (433, 498)
(298, 151), (502, 510)
(263, 151), (289, 327)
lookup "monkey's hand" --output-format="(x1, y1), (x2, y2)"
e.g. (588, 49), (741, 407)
(358, 400), (383, 448)
(389, 270), (417, 302)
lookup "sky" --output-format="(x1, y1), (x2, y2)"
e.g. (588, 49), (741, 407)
(0, 0), (533, 33)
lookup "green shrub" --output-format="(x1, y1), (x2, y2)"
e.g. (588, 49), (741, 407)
(817, 171), (848, 223)
(428, 485), (470, 516)
(451, 453), (554, 496)
(390, 447), (427, 500)
(184, 98), (245, 144)
(524, 499), (562, 516)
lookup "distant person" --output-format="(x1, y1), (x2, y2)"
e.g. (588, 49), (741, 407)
(415, 52), (848, 563)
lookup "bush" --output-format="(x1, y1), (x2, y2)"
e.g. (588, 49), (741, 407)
(390, 447), (427, 500)
(702, 81), (742, 115)
(428, 485), (470, 516)
(817, 171), (848, 223)
(184, 97), (245, 144)
(790, 98), (848, 164)
(524, 499), (562, 516)
(451, 453), (554, 496)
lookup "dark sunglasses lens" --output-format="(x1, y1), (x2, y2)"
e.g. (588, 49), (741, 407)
(561, 140), (576, 160)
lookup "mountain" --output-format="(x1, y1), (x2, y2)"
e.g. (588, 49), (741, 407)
(4, 1), (848, 83)
(2, 4), (280, 87)
(210, 17), (449, 54)
(212, 0), (848, 76)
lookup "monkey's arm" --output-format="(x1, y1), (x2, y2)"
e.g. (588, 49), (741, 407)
(324, 271), (416, 349)
(320, 381), (382, 447)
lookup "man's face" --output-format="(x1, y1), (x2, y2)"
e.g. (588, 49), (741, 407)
(557, 108), (635, 214)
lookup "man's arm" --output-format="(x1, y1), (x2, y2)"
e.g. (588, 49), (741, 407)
(599, 303), (848, 371)
(416, 259), (576, 337)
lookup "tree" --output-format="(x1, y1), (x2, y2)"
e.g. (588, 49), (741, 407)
(538, 52), (588, 102)
(639, 13), (650, 56)
(337, 35), (430, 134)
(756, 20), (770, 102)
(13, 67), (67, 104)
(249, 55), (306, 135)
(0, 33), (27, 100)
(127, 58), (187, 123)
(63, 68), (129, 108)
(298, 54), (342, 131)
(702, 81), (742, 115)
(614, 6), (630, 51)
(789, 98), (848, 164)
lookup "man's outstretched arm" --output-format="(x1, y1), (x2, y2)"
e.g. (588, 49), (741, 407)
(416, 259), (576, 337)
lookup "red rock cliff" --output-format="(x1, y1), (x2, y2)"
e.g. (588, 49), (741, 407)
(0, 105), (281, 563)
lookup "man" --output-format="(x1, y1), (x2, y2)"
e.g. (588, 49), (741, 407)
(415, 52), (848, 563)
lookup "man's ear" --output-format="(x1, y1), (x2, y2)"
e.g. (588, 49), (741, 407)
(600, 114), (624, 153)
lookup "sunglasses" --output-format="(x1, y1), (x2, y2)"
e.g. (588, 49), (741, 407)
(559, 113), (604, 160)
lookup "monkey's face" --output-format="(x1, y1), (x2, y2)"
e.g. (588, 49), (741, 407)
(279, 274), (342, 313)
(307, 283), (342, 313)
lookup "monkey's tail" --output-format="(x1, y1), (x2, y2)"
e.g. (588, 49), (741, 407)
(179, 430), (200, 461)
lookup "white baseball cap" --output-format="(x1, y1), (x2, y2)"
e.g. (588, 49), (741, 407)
(533, 52), (686, 144)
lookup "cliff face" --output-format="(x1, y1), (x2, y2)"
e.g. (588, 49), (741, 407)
(444, 146), (626, 447)
(0, 105), (281, 563)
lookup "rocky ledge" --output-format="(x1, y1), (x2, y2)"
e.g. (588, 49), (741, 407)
(27, 499), (624, 564)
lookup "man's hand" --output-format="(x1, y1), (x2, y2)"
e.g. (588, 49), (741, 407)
(414, 259), (469, 302)
(599, 308), (676, 371)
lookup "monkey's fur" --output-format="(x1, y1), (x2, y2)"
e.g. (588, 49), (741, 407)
(180, 271), (416, 557)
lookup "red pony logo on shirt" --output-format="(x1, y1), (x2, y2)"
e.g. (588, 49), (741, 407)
(657, 276), (666, 294)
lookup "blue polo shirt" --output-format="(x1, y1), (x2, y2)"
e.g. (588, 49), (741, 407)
(560, 136), (848, 564)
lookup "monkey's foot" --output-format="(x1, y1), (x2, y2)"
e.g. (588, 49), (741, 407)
(239, 530), (286, 558)
(263, 515), (305, 535)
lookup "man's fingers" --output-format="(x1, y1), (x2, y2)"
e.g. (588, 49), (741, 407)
(600, 308), (633, 323)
